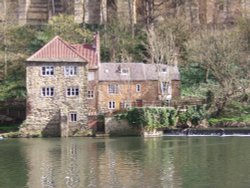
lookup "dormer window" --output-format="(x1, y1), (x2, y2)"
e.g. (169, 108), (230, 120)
(162, 67), (167, 73)
(121, 68), (129, 75)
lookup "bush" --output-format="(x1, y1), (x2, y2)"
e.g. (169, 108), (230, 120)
(209, 115), (250, 126)
(126, 107), (177, 131)
(177, 105), (207, 126)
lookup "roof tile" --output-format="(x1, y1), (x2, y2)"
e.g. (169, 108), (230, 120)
(27, 36), (88, 63)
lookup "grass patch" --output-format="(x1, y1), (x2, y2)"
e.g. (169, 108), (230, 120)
(0, 124), (20, 133)
(209, 115), (250, 126)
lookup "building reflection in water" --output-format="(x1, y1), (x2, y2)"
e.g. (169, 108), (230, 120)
(20, 137), (178, 188)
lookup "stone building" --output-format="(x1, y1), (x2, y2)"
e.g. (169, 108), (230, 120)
(96, 63), (180, 113)
(21, 36), (92, 137)
(21, 33), (180, 136)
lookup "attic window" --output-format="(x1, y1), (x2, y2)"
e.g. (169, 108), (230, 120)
(121, 68), (129, 75)
(162, 68), (167, 73)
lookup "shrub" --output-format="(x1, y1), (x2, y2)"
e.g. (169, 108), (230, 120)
(126, 107), (177, 131)
(177, 105), (207, 126)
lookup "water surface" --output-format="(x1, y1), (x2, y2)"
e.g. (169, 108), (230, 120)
(1, 136), (250, 188)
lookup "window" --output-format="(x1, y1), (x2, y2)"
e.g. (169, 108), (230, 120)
(67, 87), (79, 96)
(69, 113), (77, 122)
(162, 67), (167, 73)
(108, 84), (119, 94)
(108, 101), (116, 109)
(41, 87), (54, 97)
(42, 66), (54, 76)
(65, 66), (77, 76)
(136, 84), (141, 92)
(121, 68), (129, 75)
(88, 90), (94, 99)
(88, 72), (94, 80)
(161, 82), (169, 94)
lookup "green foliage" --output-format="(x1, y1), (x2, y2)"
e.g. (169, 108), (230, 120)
(178, 105), (207, 126)
(0, 15), (93, 101)
(46, 14), (93, 44)
(0, 124), (19, 133)
(101, 21), (147, 62)
(209, 115), (250, 126)
(126, 107), (177, 131)
(0, 71), (26, 101)
(114, 112), (128, 121)
(126, 108), (143, 127)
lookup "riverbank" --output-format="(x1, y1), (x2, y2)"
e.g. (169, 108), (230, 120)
(165, 127), (250, 136)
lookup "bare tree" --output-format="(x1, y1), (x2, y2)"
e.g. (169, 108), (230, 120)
(146, 17), (190, 65)
(187, 28), (250, 115)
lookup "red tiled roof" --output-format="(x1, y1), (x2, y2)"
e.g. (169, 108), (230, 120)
(27, 36), (88, 63)
(71, 44), (98, 69)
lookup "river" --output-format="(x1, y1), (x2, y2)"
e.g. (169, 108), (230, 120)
(1, 136), (250, 188)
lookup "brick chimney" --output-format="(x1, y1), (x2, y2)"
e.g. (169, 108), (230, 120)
(93, 32), (101, 66)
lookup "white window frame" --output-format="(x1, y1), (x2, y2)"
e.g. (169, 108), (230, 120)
(41, 66), (54, 76)
(136, 84), (141, 92)
(108, 101), (116, 109)
(88, 72), (95, 81)
(108, 84), (119, 94)
(69, 112), (77, 122)
(121, 68), (129, 75)
(161, 81), (170, 94)
(67, 87), (79, 97)
(41, 87), (54, 97)
(87, 90), (94, 99)
(64, 66), (77, 76)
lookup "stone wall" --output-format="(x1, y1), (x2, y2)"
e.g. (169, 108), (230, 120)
(171, 80), (180, 100)
(97, 80), (180, 113)
(105, 116), (140, 136)
(87, 70), (98, 115)
(98, 81), (159, 113)
(21, 62), (89, 137)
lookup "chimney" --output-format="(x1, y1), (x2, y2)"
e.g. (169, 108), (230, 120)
(94, 32), (101, 66)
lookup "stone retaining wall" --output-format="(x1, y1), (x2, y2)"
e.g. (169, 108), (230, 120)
(105, 117), (140, 136)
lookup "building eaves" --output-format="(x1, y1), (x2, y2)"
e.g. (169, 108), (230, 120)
(27, 36), (88, 63)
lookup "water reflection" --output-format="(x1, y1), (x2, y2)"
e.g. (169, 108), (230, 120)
(18, 137), (179, 188)
(3, 137), (250, 188)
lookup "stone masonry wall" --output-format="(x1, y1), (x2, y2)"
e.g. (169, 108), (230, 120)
(98, 81), (159, 113)
(105, 116), (140, 136)
(87, 70), (98, 115)
(21, 62), (88, 137)
(171, 80), (181, 100)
